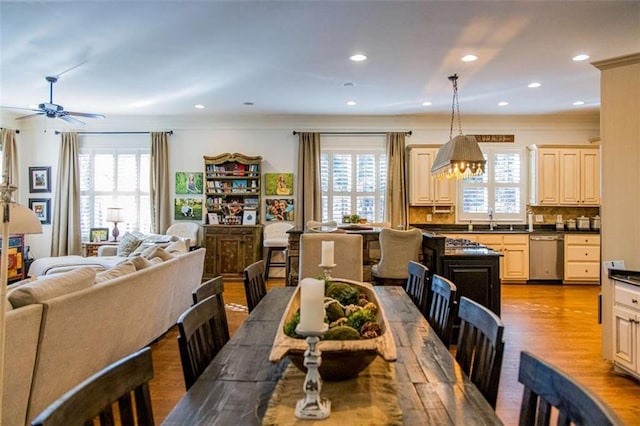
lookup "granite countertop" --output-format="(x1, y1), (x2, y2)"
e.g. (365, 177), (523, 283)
(414, 224), (600, 235)
(444, 247), (502, 257)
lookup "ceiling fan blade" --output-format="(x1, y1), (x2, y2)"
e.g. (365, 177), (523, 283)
(0, 106), (42, 112)
(66, 111), (106, 119)
(59, 115), (86, 125)
(15, 112), (45, 120)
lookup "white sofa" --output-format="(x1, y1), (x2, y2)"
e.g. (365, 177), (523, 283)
(3, 246), (205, 425)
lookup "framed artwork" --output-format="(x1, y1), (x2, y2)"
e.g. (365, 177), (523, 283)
(28, 198), (51, 224)
(265, 198), (294, 221)
(207, 213), (219, 224)
(89, 227), (109, 242)
(264, 173), (293, 196)
(175, 172), (203, 194)
(242, 208), (257, 225)
(29, 166), (51, 193)
(174, 197), (203, 221)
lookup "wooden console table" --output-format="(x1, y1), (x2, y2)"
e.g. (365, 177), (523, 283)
(83, 241), (118, 257)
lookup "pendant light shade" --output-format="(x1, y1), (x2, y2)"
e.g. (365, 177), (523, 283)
(431, 74), (486, 179)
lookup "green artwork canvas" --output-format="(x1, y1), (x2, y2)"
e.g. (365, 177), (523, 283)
(175, 172), (203, 194)
(174, 197), (203, 221)
(264, 173), (293, 196)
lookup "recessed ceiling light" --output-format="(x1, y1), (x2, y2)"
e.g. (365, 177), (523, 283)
(528, 82), (542, 88)
(343, 82), (356, 87)
(573, 54), (590, 61)
(461, 54), (478, 62)
(349, 54), (367, 62)
(498, 101), (509, 106)
(346, 100), (357, 106)
(573, 101), (585, 106)
(194, 104), (205, 109)
(243, 102), (254, 106)
(422, 101), (432, 106)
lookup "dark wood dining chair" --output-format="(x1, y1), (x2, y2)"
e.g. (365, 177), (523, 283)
(427, 274), (457, 348)
(404, 260), (430, 314)
(192, 275), (224, 304)
(518, 351), (622, 425)
(243, 259), (267, 312)
(455, 296), (505, 409)
(177, 293), (230, 390)
(31, 347), (154, 426)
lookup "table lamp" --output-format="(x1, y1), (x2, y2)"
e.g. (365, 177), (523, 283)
(0, 183), (43, 425)
(106, 207), (123, 241)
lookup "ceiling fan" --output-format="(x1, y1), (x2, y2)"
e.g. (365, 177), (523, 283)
(0, 76), (105, 125)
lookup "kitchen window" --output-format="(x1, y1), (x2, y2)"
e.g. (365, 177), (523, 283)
(457, 147), (525, 223)
(320, 136), (387, 223)
(79, 137), (151, 240)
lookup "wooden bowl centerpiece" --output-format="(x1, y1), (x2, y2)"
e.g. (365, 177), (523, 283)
(269, 278), (397, 381)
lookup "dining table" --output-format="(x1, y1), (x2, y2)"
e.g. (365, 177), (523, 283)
(162, 285), (503, 425)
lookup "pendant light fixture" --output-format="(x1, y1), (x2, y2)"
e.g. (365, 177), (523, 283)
(431, 74), (486, 179)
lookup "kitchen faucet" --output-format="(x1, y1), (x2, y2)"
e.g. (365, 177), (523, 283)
(489, 208), (494, 231)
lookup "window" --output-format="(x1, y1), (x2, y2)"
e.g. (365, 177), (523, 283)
(320, 136), (387, 223)
(79, 137), (151, 240)
(458, 147), (525, 222)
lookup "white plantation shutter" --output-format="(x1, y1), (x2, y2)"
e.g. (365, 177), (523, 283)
(459, 148), (524, 222)
(320, 135), (386, 223)
(79, 136), (151, 241)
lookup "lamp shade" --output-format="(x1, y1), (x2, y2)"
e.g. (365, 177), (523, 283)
(0, 202), (43, 235)
(430, 134), (486, 180)
(106, 207), (123, 223)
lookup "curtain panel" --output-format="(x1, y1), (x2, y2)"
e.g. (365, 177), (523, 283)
(150, 132), (171, 234)
(0, 129), (19, 193)
(51, 132), (82, 256)
(295, 132), (321, 229)
(385, 132), (407, 229)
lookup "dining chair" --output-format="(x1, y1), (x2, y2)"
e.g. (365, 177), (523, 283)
(427, 274), (457, 348)
(31, 347), (155, 426)
(243, 259), (267, 312)
(371, 227), (423, 285)
(177, 292), (230, 390)
(263, 222), (294, 279)
(518, 351), (622, 425)
(404, 260), (430, 314)
(192, 275), (224, 305)
(455, 296), (505, 409)
(298, 233), (363, 282)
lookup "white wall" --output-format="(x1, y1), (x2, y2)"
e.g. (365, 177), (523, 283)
(3, 112), (598, 259)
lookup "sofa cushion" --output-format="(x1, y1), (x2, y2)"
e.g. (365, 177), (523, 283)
(165, 240), (188, 254)
(129, 256), (155, 270)
(8, 268), (96, 308)
(143, 246), (174, 261)
(94, 261), (137, 284)
(117, 233), (143, 256)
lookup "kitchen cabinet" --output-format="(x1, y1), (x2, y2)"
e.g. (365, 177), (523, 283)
(563, 234), (600, 283)
(408, 146), (456, 206)
(476, 234), (529, 282)
(612, 281), (640, 378)
(528, 145), (600, 206)
(202, 225), (262, 280)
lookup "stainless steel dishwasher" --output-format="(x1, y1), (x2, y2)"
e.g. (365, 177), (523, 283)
(529, 234), (564, 280)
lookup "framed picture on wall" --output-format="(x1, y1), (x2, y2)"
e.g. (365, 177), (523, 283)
(175, 172), (203, 194)
(264, 173), (293, 196)
(29, 166), (51, 193)
(89, 227), (109, 242)
(28, 198), (51, 224)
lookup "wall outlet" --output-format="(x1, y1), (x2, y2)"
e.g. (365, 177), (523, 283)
(426, 214), (432, 222)
(556, 214), (563, 223)
(535, 214), (544, 223)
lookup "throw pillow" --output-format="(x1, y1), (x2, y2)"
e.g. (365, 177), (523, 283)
(94, 261), (137, 284)
(142, 246), (174, 261)
(8, 268), (96, 308)
(129, 255), (154, 271)
(165, 240), (188, 254)
(117, 233), (142, 257)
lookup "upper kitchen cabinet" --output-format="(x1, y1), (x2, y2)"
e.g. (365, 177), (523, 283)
(408, 145), (456, 206)
(528, 145), (600, 206)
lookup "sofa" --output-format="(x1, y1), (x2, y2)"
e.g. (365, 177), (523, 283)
(2, 245), (206, 425)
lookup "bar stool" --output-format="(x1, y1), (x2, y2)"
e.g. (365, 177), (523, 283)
(263, 222), (293, 279)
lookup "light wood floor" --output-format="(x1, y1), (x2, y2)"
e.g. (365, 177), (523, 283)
(149, 278), (640, 425)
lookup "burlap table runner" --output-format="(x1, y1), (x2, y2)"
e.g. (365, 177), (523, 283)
(262, 357), (403, 425)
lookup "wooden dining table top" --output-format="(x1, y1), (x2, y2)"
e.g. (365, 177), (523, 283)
(162, 286), (503, 425)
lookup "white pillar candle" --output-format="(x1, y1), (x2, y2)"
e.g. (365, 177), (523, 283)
(298, 278), (325, 332)
(321, 240), (334, 266)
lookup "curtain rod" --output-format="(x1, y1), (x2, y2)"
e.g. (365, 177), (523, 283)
(0, 128), (19, 134)
(53, 130), (173, 135)
(292, 130), (412, 136)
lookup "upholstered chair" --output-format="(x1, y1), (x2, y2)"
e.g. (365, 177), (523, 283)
(166, 222), (200, 248)
(299, 233), (363, 282)
(371, 227), (423, 285)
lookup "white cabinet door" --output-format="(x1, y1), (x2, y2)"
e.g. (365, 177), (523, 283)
(559, 149), (581, 204)
(409, 147), (456, 205)
(581, 149), (600, 205)
(537, 149), (560, 204)
(613, 305), (637, 371)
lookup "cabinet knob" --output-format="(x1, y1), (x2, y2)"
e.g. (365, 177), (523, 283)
(585, 252), (588, 256)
